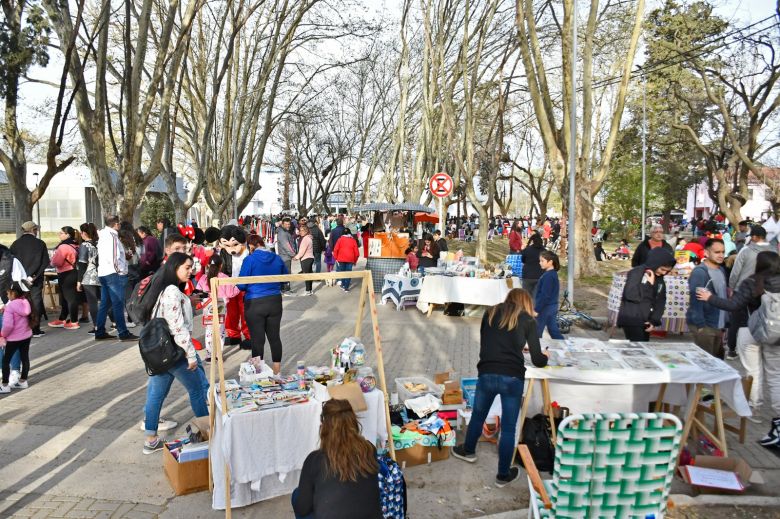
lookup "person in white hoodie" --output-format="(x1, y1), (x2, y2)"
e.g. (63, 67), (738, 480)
(763, 214), (780, 252)
(95, 215), (137, 342)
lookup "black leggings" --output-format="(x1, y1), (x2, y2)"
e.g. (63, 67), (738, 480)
(58, 270), (79, 322)
(2, 337), (31, 384)
(83, 284), (100, 325)
(244, 295), (283, 362)
(622, 325), (650, 342)
(300, 258), (314, 291)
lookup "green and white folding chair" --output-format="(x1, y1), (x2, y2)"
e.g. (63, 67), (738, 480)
(518, 412), (682, 519)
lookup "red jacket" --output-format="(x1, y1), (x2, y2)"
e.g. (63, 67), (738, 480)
(509, 231), (523, 253)
(333, 235), (359, 264)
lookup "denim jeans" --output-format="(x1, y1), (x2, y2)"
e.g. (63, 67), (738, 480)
(462, 373), (523, 477)
(336, 262), (354, 289)
(313, 252), (322, 274)
(0, 313), (21, 372)
(536, 305), (564, 339)
(291, 488), (313, 519)
(96, 273), (128, 337)
(144, 355), (209, 435)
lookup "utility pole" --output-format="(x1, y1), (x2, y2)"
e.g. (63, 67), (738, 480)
(567, 0), (577, 305)
(641, 77), (647, 241)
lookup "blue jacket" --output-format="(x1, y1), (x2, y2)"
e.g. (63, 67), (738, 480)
(534, 270), (559, 312)
(686, 264), (727, 329)
(237, 249), (289, 300)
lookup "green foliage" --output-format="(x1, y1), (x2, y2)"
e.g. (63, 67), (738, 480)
(0, 0), (51, 98)
(140, 194), (174, 231)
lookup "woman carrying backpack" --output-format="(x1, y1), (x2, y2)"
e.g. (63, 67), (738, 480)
(292, 399), (383, 519)
(140, 252), (209, 455)
(49, 226), (81, 330)
(77, 223), (101, 333)
(695, 250), (780, 446)
(452, 289), (548, 487)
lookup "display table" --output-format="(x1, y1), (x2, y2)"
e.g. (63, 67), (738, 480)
(381, 274), (422, 310)
(607, 272), (690, 333)
(415, 276), (520, 316)
(366, 258), (407, 293)
(519, 338), (750, 459)
(211, 389), (387, 509)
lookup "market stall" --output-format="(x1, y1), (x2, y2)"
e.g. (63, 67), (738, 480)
(207, 270), (393, 518)
(210, 387), (387, 509)
(519, 337), (750, 458)
(353, 203), (436, 293)
(607, 271), (690, 333)
(381, 274), (422, 310)
(416, 275), (520, 316)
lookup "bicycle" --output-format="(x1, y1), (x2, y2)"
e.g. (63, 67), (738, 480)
(557, 290), (603, 331)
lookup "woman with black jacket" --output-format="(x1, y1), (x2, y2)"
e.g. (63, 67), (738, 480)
(416, 234), (439, 273)
(452, 288), (548, 488)
(695, 251), (780, 446)
(617, 248), (676, 341)
(520, 233), (544, 296)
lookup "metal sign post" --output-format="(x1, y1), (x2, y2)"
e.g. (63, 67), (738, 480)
(428, 172), (453, 232)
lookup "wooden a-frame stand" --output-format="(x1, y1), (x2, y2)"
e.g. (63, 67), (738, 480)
(207, 269), (394, 518)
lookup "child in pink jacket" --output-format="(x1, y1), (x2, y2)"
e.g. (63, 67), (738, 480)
(1, 282), (38, 393)
(196, 255), (240, 361)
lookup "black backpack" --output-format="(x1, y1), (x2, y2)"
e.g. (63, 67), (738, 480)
(518, 414), (555, 474)
(138, 298), (185, 375)
(126, 273), (158, 325)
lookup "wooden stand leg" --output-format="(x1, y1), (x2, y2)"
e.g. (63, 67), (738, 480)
(541, 379), (556, 444)
(654, 383), (667, 412)
(427, 303), (435, 317)
(677, 384), (703, 464)
(518, 379), (535, 443)
(713, 385), (728, 457)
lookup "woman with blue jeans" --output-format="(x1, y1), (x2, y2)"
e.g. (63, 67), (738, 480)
(139, 253), (209, 454)
(452, 289), (548, 487)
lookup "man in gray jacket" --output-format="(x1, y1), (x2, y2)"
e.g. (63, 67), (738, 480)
(725, 225), (774, 359)
(276, 217), (296, 293)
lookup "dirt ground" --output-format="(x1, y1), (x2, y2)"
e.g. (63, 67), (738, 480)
(669, 506), (780, 518)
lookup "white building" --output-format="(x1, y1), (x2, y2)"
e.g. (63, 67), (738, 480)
(0, 164), (186, 233)
(685, 169), (778, 222)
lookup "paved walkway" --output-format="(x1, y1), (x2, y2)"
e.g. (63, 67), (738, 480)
(1, 263), (779, 518)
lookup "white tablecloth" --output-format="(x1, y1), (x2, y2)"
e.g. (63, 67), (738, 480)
(416, 276), (520, 313)
(381, 274), (422, 310)
(524, 339), (751, 418)
(211, 389), (388, 509)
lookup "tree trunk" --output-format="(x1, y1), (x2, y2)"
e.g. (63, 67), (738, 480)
(570, 190), (597, 278)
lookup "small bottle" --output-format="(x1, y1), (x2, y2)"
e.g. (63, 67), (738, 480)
(297, 361), (306, 390)
(351, 343), (366, 367)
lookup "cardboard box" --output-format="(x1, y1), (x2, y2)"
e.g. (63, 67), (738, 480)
(442, 389), (463, 405)
(163, 417), (210, 496)
(434, 371), (456, 385)
(394, 444), (450, 467)
(681, 456), (759, 494)
(328, 382), (368, 412)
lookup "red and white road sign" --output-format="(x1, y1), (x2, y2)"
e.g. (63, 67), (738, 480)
(428, 172), (453, 198)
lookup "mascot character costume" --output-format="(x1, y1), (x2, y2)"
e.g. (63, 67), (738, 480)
(219, 225), (251, 347)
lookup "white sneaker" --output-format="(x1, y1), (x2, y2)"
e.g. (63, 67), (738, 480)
(138, 418), (178, 432)
(9, 370), (20, 386)
(126, 322), (137, 328)
(11, 380), (28, 389)
(303, 291), (313, 296)
(0, 385), (10, 393)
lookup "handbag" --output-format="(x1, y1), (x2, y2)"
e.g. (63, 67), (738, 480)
(138, 294), (185, 375)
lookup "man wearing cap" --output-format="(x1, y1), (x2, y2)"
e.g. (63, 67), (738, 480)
(10, 221), (49, 337)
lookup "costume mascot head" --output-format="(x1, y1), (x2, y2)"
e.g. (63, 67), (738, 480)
(219, 224), (247, 275)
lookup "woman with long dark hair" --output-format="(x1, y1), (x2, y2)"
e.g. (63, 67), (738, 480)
(49, 226), (81, 329)
(119, 221), (143, 327)
(696, 251), (780, 446)
(77, 223), (101, 332)
(520, 232), (545, 296)
(141, 252), (209, 454)
(0, 281), (39, 392)
(452, 288), (548, 487)
(292, 399), (382, 519)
